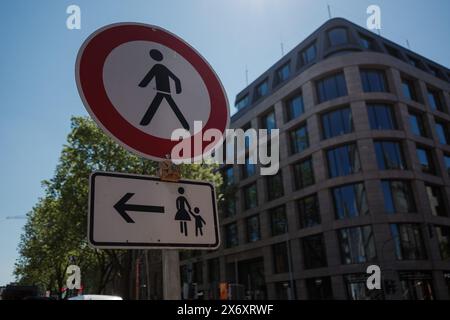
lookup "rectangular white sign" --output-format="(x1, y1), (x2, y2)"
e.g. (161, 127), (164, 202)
(88, 171), (220, 249)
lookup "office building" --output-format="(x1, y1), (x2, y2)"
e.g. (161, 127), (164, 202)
(180, 18), (450, 300)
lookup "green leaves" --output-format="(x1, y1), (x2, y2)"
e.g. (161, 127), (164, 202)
(15, 116), (222, 297)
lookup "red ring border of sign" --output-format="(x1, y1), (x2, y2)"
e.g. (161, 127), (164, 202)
(75, 22), (229, 161)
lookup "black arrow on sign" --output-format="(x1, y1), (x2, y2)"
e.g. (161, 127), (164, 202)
(114, 193), (165, 223)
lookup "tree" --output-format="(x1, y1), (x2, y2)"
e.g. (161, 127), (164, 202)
(15, 116), (222, 299)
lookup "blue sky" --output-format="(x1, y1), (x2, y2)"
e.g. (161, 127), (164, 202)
(0, 0), (449, 285)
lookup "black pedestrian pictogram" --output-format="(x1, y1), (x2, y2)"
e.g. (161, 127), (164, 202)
(174, 187), (206, 237)
(191, 207), (206, 237)
(138, 49), (190, 130)
(174, 187), (192, 236)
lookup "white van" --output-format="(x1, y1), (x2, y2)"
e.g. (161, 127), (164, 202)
(68, 294), (123, 300)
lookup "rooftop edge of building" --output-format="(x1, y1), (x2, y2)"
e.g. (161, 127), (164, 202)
(231, 17), (450, 123)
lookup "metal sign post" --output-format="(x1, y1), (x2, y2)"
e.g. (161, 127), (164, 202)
(159, 158), (181, 300)
(162, 249), (181, 300)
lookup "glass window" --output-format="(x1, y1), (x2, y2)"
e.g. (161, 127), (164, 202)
(293, 157), (315, 189)
(382, 180), (416, 214)
(180, 264), (190, 283)
(223, 166), (234, 186)
(390, 224), (427, 260)
(328, 28), (348, 46)
(408, 111), (427, 137)
(338, 226), (376, 264)
(445, 272), (450, 297)
(299, 42), (317, 67)
(322, 107), (353, 139)
(208, 258), (220, 283)
(236, 95), (249, 110)
(425, 184), (447, 217)
(327, 143), (361, 178)
(430, 66), (448, 81)
(399, 272), (434, 300)
(289, 124), (309, 154)
(428, 65), (445, 79)
(246, 215), (261, 242)
(435, 121), (449, 145)
(274, 282), (291, 300)
(374, 141), (406, 170)
(368, 104), (396, 130)
(221, 197), (236, 218)
(427, 87), (444, 112)
(361, 69), (388, 92)
(333, 183), (369, 219)
(435, 225), (450, 260)
(429, 66), (438, 77)
(407, 55), (425, 70)
(416, 146), (435, 174)
(243, 183), (257, 210)
(267, 171), (284, 201)
(275, 62), (291, 85)
(242, 123), (253, 150)
(345, 274), (380, 300)
(401, 78), (418, 101)
(272, 242), (289, 274)
(302, 234), (327, 269)
(270, 205), (287, 236)
(193, 261), (203, 284)
(225, 223), (239, 248)
(274, 283), (289, 300)
(255, 79), (269, 100)
(444, 154), (450, 177)
(306, 277), (333, 300)
(285, 93), (304, 121)
(359, 34), (375, 50)
(298, 195), (321, 229)
(385, 45), (402, 60)
(242, 155), (256, 179)
(260, 110), (276, 132)
(317, 72), (348, 103)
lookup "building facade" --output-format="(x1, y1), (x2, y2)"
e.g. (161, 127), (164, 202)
(180, 18), (450, 300)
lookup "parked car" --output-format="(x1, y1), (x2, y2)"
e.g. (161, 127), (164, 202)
(1, 285), (39, 300)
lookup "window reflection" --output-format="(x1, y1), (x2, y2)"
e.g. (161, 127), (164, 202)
(368, 104), (397, 130)
(390, 224), (427, 260)
(302, 234), (327, 269)
(317, 73), (348, 103)
(374, 141), (406, 170)
(332, 183), (369, 219)
(285, 94), (304, 121)
(328, 28), (348, 46)
(293, 157), (315, 189)
(361, 69), (388, 92)
(382, 180), (416, 214)
(322, 107), (353, 139)
(327, 143), (361, 177)
(289, 124), (309, 154)
(338, 226), (376, 264)
(298, 195), (321, 229)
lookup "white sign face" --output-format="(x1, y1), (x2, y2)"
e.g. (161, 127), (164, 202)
(88, 172), (220, 249)
(103, 40), (211, 138)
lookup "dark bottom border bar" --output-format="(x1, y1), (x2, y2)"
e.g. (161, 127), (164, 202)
(1, 300), (449, 319)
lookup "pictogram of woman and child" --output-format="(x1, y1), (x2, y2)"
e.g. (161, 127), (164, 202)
(174, 187), (206, 237)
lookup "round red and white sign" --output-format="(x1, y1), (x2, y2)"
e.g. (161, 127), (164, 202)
(76, 23), (229, 161)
